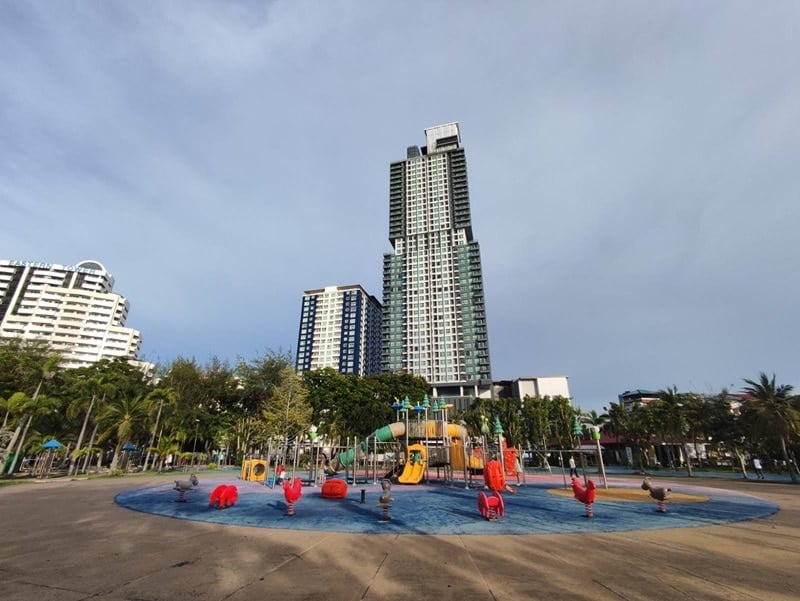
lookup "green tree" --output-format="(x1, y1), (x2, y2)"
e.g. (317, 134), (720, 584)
(303, 368), (351, 438)
(302, 370), (425, 440)
(741, 373), (799, 483)
(548, 396), (576, 450)
(3, 355), (61, 474)
(150, 435), (180, 471)
(142, 387), (179, 471)
(519, 395), (553, 464)
(0, 338), (54, 401)
(606, 401), (656, 470)
(706, 390), (750, 478)
(333, 374), (392, 439)
(63, 365), (118, 476)
(366, 372), (429, 413)
(261, 366), (311, 441)
(97, 393), (150, 472)
(235, 351), (294, 414)
(654, 386), (689, 473)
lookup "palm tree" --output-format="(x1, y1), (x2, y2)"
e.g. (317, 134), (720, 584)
(150, 435), (180, 471)
(656, 386), (691, 475)
(0, 395), (10, 430)
(1, 392), (27, 453)
(3, 358), (59, 475)
(66, 373), (114, 476)
(142, 388), (178, 471)
(97, 393), (150, 473)
(606, 401), (656, 471)
(741, 373), (799, 483)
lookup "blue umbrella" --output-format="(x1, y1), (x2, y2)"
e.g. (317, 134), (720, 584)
(122, 443), (136, 451)
(39, 439), (63, 479)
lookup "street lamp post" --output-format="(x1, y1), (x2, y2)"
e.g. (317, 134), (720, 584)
(433, 398), (443, 475)
(422, 394), (430, 482)
(308, 425), (319, 485)
(443, 401), (453, 482)
(401, 396), (411, 453)
(590, 425), (608, 489)
(676, 402), (694, 477)
(191, 419), (200, 469)
(480, 414), (490, 463)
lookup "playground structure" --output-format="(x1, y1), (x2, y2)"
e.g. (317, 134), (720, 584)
(239, 436), (332, 487)
(235, 405), (529, 495)
(240, 458), (268, 482)
(324, 419), (490, 486)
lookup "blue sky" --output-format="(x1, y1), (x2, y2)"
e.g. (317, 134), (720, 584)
(2, 2), (798, 413)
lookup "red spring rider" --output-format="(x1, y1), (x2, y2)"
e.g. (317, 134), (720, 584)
(571, 477), (597, 518)
(478, 458), (515, 521)
(209, 484), (239, 509)
(283, 477), (303, 516)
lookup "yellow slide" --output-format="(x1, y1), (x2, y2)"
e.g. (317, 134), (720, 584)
(398, 461), (425, 484)
(451, 439), (484, 473)
(397, 443), (427, 484)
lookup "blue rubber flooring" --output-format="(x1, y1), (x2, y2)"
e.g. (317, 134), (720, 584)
(114, 475), (778, 535)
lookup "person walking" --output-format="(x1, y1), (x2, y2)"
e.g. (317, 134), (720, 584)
(514, 454), (525, 485)
(753, 457), (765, 480)
(569, 455), (579, 478)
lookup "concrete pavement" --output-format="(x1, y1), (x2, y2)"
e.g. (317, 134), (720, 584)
(0, 474), (797, 600)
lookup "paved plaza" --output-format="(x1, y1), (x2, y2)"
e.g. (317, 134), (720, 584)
(0, 473), (797, 600)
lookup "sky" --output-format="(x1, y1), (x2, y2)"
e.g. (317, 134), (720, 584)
(2, 2), (798, 414)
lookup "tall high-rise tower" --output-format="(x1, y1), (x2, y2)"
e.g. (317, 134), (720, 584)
(382, 123), (491, 400)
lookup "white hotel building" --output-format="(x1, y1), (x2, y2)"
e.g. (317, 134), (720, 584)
(0, 259), (142, 369)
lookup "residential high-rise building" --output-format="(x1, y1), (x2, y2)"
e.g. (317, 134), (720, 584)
(0, 259), (142, 369)
(295, 284), (382, 376)
(382, 123), (492, 402)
